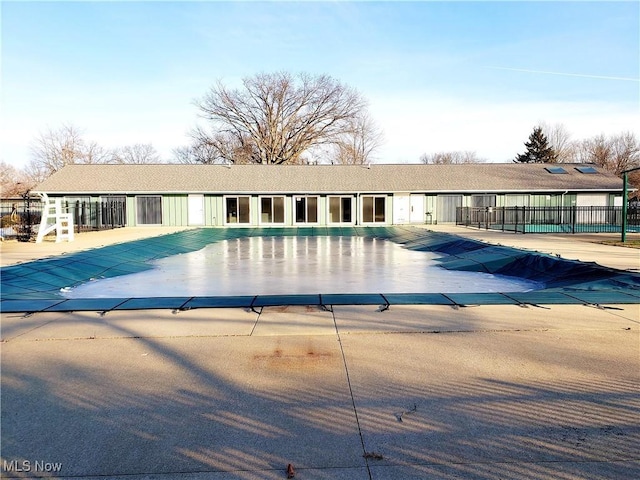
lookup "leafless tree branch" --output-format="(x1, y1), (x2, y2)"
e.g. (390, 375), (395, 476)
(420, 151), (486, 164)
(193, 72), (370, 164)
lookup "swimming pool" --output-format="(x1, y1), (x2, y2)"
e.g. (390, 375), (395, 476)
(1, 227), (639, 313)
(61, 236), (541, 298)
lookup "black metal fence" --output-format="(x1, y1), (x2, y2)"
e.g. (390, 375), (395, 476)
(0, 197), (42, 241)
(1, 197), (127, 241)
(69, 199), (127, 233)
(456, 205), (640, 234)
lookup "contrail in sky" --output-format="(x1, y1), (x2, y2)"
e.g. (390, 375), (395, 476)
(486, 66), (639, 82)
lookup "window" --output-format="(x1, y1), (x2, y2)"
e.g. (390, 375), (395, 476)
(362, 196), (386, 223)
(505, 195), (529, 207)
(226, 196), (250, 224)
(66, 196), (91, 225)
(260, 196), (285, 224)
(329, 196), (353, 223)
(531, 194), (562, 207)
(295, 196), (318, 223)
(104, 195), (126, 204)
(436, 195), (462, 223)
(575, 166), (598, 174)
(137, 196), (162, 225)
(471, 195), (496, 208)
(102, 195), (127, 227)
(545, 166), (567, 174)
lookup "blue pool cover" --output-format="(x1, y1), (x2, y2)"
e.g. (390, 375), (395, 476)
(1, 227), (639, 313)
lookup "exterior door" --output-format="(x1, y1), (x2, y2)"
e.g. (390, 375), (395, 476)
(410, 195), (425, 223)
(393, 194), (410, 224)
(188, 194), (205, 226)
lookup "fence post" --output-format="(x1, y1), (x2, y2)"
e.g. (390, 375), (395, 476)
(18, 193), (34, 242)
(622, 173), (628, 242)
(96, 200), (102, 230)
(71, 201), (77, 234)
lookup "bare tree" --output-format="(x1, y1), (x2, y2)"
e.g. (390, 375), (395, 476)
(1, 161), (31, 197)
(420, 151), (486, 164)
(540, 122), (575, 163)
(110, 143), (160, 164)
(173, 144), (215, 165)
(606, 132), (640, 176)
(174, 127), (250, 165)
(573, 131), (640, 190)
(331, 112), (384, 165)
(573, 132), (640, 175)
(194, 72), (367, 164)
(27, 124), (109, 182)
(84, 142), (110, 165)
(609, 132), (640, 191)
(573, 134), (610, 167)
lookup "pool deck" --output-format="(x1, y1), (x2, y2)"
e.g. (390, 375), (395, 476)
(0, 227), (193, 267)
(1, 227), (639, 479)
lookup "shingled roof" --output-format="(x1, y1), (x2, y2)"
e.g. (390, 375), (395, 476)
(34, 163), (623, 195)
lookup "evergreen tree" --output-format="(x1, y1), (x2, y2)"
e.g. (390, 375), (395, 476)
(514, 126), (557, 163)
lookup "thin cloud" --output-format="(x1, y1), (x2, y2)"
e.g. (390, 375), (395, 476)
(486, 66), (639, 82)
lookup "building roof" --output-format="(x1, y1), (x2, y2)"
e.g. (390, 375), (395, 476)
(33, 163), (623, 195)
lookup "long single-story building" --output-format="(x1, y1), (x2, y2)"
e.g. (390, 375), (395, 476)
(33, 163), (624, 227)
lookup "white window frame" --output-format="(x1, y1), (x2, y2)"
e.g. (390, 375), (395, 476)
(259, 196), (286, 225)
(224, 196), (251, 225)
(328, 196), (355, 224)
(293, 195), (319, 224)
(362, 195), (387, 224)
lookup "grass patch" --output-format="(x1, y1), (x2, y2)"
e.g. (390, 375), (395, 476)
(597, 239), (640, 249)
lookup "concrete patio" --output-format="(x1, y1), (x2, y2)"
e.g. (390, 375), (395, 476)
(1, 301), (638, 479)
(1, 226), (639, 479)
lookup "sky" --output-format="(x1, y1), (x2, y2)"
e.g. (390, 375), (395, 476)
(1, 0), (639, 169)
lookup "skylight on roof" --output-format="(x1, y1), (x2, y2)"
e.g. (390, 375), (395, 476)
(576, 166), (598, 174)
(545, 166), (567, 174)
